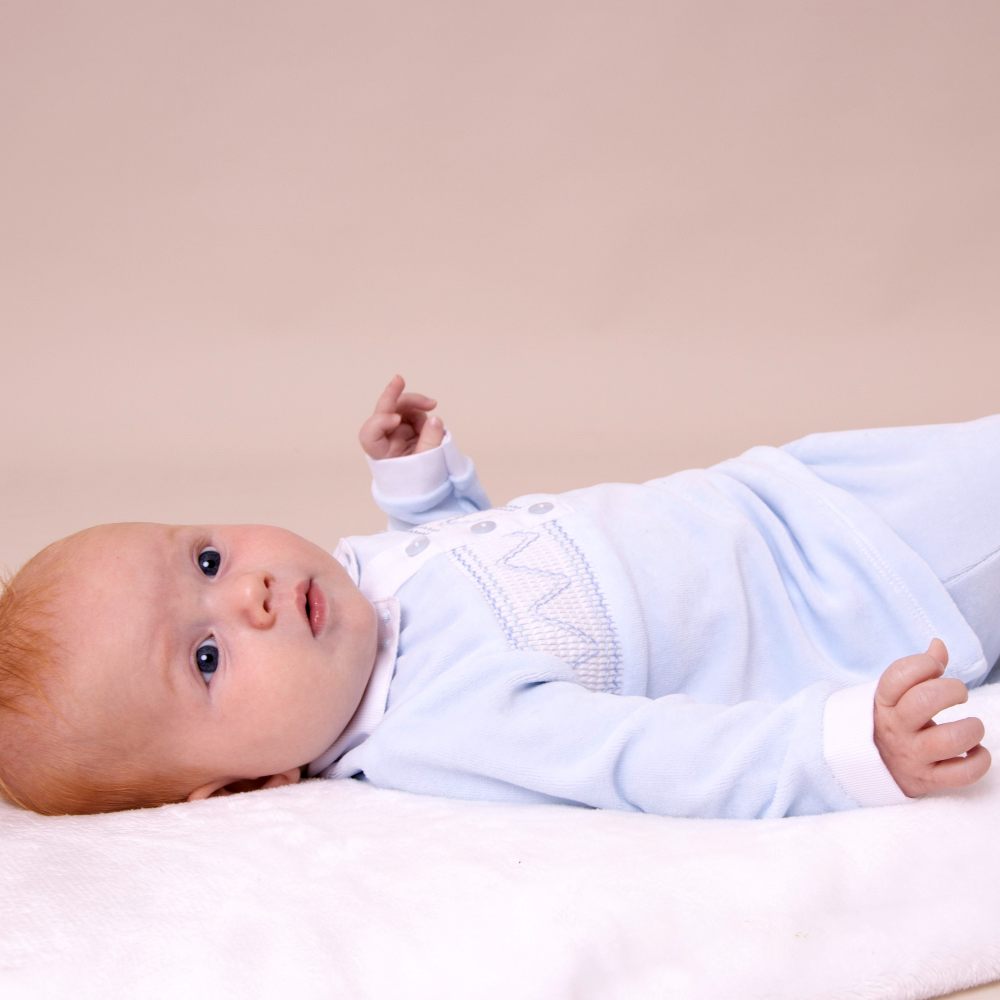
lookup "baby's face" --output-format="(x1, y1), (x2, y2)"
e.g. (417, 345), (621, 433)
(48, 523), (378, 798)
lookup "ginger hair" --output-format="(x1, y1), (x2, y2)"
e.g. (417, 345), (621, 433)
(0, 561), (59, 809)
(0, 544), (204, 815)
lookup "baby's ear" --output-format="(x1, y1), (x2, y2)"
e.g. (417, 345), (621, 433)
(186, 768), (302, 801)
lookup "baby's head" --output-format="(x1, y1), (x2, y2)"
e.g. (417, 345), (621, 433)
(0, 523), (378, 814)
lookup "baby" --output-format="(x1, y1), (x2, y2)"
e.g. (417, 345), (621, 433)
(0, 376), (994, 818)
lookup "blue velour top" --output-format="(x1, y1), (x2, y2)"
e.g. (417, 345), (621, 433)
(307, 432), (986, 818)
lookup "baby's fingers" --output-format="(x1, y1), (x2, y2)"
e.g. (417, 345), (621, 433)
(895, 676), (969, 730)
(373, 374), (406, 414)
(415, 415), (445, 453)
(358, 411), (402, 457)
(917, 715), (986, 762)
(875, 640), (948, 709)
(925, 743), (992, 790)
(397, 391), (437, 415)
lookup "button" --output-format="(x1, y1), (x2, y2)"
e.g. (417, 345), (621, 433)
(380, 610), (391, 623)
(528, 502), (554, 515)
(471, 520), (496, 534)
(405, 536), (430, 556)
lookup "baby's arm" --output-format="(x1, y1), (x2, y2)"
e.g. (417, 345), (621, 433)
(874, 639), (992, 797)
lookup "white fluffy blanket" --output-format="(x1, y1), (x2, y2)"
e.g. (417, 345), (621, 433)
(3, 686), (1000, 1000)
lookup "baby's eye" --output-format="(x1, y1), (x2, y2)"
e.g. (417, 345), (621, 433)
(197, 548), (222, 577)
(195, 639), (219, 683)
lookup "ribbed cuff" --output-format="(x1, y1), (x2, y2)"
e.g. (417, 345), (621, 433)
(367, 433), (456, 499)
(822, 681), (910, 807)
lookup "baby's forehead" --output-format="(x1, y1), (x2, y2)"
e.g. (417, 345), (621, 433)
(36, 524), (182, 615)
(70, 521), (180, 549)
(50, 522), (184, 569)
(43, 526), (180, 701)
(12, 526), (181, 733)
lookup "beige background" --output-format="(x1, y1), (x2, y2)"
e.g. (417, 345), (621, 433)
(2, 3), (1000, 996)
(3, 0), (1000, 576)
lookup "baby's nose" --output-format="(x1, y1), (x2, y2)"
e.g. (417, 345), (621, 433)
(228, 571), (275, 628)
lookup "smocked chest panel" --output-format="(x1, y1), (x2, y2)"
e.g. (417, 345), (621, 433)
(358, 498), (623, 695)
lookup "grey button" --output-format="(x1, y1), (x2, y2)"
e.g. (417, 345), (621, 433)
(528, 502), (554, 515)
(405, 536), (430, 556)
(471, 520), (496, 534)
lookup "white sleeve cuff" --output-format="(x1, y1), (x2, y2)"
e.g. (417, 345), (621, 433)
(822, 681), (911, 808)
(440, 434), (476, 483)
(366, 432), (462, 500)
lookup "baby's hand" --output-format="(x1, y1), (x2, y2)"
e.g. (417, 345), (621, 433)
(358, 374), (446, 460)
(874, 639), (991, 797)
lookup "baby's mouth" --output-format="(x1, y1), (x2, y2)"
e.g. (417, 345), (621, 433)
(306, 580), (327, 638)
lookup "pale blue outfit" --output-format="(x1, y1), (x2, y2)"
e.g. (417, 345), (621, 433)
(307, 416), (1000, 819)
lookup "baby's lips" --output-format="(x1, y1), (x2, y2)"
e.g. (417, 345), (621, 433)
(306, 581), (328, 638)
(296, 580), (311, 630)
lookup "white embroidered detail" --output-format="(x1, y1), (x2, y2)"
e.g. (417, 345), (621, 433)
(451, 521), (622, 694)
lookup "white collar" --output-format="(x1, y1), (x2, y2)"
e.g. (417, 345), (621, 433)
(306, 538), (402, 778)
